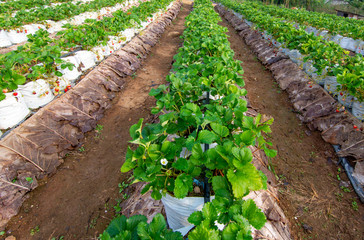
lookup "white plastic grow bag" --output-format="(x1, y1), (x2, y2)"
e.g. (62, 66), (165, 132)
(355, 41), (364, 55)
(338, 92), (354, 108)
(302, 61), (317, 76)
(92, 45), (112, 58)
(121, 28), (136, 42)
(340, 37), (359, 52)
(46, 21), (65, 34)
(0, 92), (30, 129)
(74, 50), (97, 71)
(331, 34), (343, 45)
(305, 26), (318, 35)
(0, 30), (12, 48)
(352, 99), (364, 120)
(58, 56), (82, 82)
(288, 50), (303, 64)
(161, 194), (223, 236)
(50, 77), (70, 94)
(6, 30), (28, 44)
(324, 76), (340, 96)
(17, 79), (54, 109)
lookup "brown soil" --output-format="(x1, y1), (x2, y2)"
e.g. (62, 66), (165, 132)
(219, 16), (364, 240)
(4, 1), (192, 239)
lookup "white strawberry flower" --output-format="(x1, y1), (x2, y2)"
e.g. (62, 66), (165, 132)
(160, 158), (168, 166)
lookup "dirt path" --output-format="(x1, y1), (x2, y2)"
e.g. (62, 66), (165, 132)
(4, 2), (192, 239)
(218, 15), (364, 240)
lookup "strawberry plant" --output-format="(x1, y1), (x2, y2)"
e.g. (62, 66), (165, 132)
(0, 0), (128, 29)
(100, 214), (183, 240)
(117, 0), (274, 238)
(0, 0), (72, 15)
(0, 0), (173, 99)
(216, 0), (364, 104)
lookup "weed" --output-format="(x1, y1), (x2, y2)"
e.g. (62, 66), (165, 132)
(131, 72), (137, 79)
(78, 146), (85, 152)
(51, 237), (64, 240)
(335, 192), (343, 202)
(341, 186), (351, 193)
(0, 231), (4, 236)
(104, 202), (110, 212)
(336, 167), (341, 181)
(11, 177), (17, 183)
(118, 182), (129, 193)
(95, 124), (104, 139)
(114, 198), (122, 213)
(26, 177), (33, 184)
(30, 225), (40, 236)
(89, 216), (98, 229)
(352, 200), (358, 211)
(95, 124), (103, 133)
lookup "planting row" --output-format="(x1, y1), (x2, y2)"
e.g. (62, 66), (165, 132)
(215, 0), (364, 121)
(241, 1), (364, 43)
(101, 0), (280, 239)
(0, 0), (148, 49)
(243, 1), (364, 55)
(214, 3), (364, 201)
(0, 0), (74, 14)
(0, 0), (129, 29)
(0, 0), (183, 230)
(0, 0), (174, 131)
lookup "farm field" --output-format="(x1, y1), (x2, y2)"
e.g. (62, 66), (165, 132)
(0, 0), (363, 239)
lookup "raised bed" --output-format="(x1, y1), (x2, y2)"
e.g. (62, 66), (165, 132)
(0, 0), (182, 230)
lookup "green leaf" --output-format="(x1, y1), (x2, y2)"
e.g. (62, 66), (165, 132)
(186, 136), (195, 151)
(120, 147), (135, 172)
(233, 215), (252, 237)
(197, 130), (217, 144)
(126, 215), (148, 232)
(130, 118), (143, 140)
(211, 122), (229, 138)
(222, 222), (240, 240)
(239, 131), (255, 146)
(151, 190), (162, 200)
(241, 199), (266, 230)
(264, 148), (277, 158)
(174, 173), (193, 198)
(202, 202), (217, 221)
(12, 73), (26, 85)
(232, 147), (253, 169)
(165, 231), (184, 240)
(172, 158), (188, 171)
(227, 164), (264, 198)
(103, 215), (128, 237)
(188, 211), (203, 225)
(149, 213), (167, 235)
(188, 224), (221, 240)
(190, 143), (204, 165)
